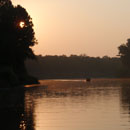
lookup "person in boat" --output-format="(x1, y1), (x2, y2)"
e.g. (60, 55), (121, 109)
(86, 78), (91, 82)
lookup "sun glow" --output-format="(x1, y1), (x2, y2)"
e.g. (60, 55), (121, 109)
(19, 21), (25, 28)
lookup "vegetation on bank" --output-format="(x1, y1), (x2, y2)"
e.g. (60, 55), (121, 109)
(26, 55), (125, 79)
(25, 39), (130, 79)
(0, 0), (39, 87)
(118, 39), (130, 76)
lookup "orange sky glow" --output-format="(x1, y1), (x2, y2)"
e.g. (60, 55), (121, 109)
(12, 0), (130, 57)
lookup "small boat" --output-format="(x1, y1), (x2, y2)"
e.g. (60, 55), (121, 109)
(86, 78), (91, 82)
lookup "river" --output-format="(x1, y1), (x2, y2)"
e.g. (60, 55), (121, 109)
(0, 79), (130, 130)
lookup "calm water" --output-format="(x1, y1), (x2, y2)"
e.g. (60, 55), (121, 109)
(0, 79), (130, 130)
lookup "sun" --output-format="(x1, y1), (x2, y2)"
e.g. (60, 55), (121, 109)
(19, 21), (25, 28)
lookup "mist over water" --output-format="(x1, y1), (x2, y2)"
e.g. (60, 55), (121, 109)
(1, 79), (130, 130)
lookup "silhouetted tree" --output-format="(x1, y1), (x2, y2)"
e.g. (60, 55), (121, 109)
(118, 39), (130, 68)
(0, 0), (38, 85)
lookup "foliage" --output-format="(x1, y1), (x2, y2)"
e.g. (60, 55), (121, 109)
(26, 55), (123, 79)
(0, 0), (38, 85)
(118, 39), (130, 68)
(0, 0), (37, 65)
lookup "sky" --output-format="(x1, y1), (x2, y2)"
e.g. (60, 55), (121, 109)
(12, 0), (130, 57)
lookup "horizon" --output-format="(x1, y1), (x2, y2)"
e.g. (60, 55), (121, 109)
(36, 54), (119, 58)
(12, 0), (130, 57)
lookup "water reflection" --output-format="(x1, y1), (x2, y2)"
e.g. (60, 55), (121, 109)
(121, 84), (130, 109)
(120, 83), (130, 126)
(1, 79), (130, 130)
(0, 87), (35, 130)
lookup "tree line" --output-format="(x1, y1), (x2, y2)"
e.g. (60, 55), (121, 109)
(26, 38), (130, 79)
(25, 55), (125, 79)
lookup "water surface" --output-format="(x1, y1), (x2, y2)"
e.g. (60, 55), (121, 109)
(1, 79), (130, 130)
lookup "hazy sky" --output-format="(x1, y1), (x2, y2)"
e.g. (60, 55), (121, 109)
(12, 0), (130, 57)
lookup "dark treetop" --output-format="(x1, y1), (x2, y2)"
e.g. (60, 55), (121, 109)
(118, 39), (130, 68)
(118, 39), (130, 76)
